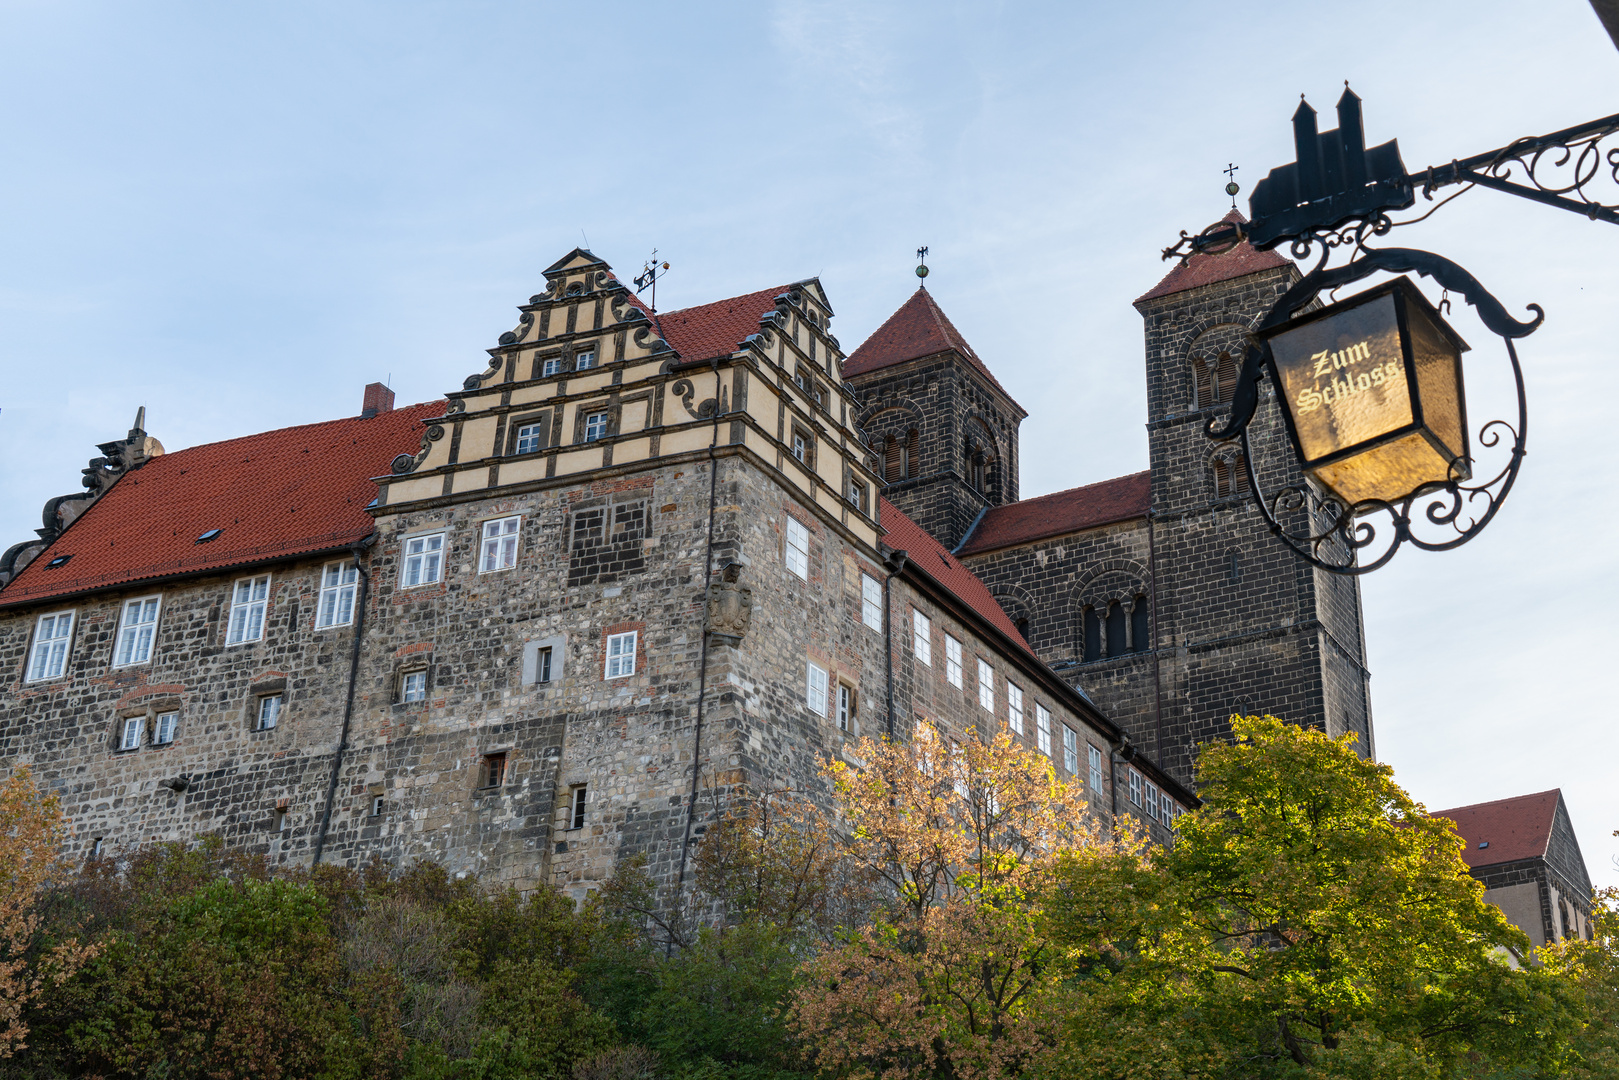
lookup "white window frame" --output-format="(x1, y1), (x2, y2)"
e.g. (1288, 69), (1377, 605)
(583, 411), (609, 442)
(154, 711), (178, 745)
(113, 596), (162, 668)
(1063, 726), (1078, 774)
(479, 516), (521, 574)
(401, 671), (428, 703)
(1161, 791), (1175, 824)
(605, 631), (637, 679)
(1088, 744), (1103, 795)
(806, 662), (829, 716)
(1129, 768), (1143, 807)
(977, 659), (994, 712)
(26, 610), (75, 682)
(1036, 702), (1051, 754)
(575, 349), (597, 371)
(257, 694), (282, 730)
(316, 563), (359, 628)
(571, 784), (588, 829)
(912, 610), (932, 666)
(837, 683), (856, 732)
(514, 422), (545, 455)
(542, 356), (564, 377)
(225, 574), (271, 646)
(944, 635), (963, 688)
(785, 517), (810, 580)
(1145, 779), (1161, 822)
(1008, 682), (1024, 734)
(119, 716), (143, 750)
(860, 574), (882, 630)
(791, 431), (808, 462)
(401, 532), (445, 589)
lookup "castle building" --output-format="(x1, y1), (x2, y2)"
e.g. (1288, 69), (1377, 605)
(0, 239), (1588, 916)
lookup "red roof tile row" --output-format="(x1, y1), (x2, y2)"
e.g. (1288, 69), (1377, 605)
(844, 289), (1022, 413)
(955, 472), (1151, 556)
(0, 403), (443, 609)
(651, 285), (789, 362)
(1431, 789), (1561, 871)
(1135, 210), (1293, 305)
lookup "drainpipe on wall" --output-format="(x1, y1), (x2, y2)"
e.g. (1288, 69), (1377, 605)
(882, 550), (909, 739)
(312, 536), (374, 865)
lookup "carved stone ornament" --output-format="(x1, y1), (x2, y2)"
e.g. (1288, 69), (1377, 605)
(705, 577), (754, 643)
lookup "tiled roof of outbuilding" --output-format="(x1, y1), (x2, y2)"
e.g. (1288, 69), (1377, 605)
(1135, 210), (1294, 305)
(879, 497), (1036, 660)
(845, 289), (1022, 413)
(0, 403), (444, 609)
(1431, 789), (1562, 871)
(956, 472), (1151, 556)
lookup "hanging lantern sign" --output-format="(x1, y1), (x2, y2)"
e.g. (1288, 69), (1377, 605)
(1257, 276), (1471, 509)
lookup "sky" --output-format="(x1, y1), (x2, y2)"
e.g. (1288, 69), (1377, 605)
(2, 1), (1616, 882)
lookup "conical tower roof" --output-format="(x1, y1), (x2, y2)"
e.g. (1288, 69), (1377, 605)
(845, 288), (1022, 414)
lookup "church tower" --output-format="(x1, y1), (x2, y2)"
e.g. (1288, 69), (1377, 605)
(843, 288), (1025, 550)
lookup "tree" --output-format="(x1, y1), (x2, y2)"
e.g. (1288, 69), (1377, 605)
(1047, 714), (1579, 1080)
(0, 766), (97, 1058)
(1540, 883), (1619, 1078)
(790, 726), (1119, 1080)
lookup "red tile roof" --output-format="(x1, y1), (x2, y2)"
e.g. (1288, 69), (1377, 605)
(879, 497), (1036, 659)
(956, 472), (1151, 556)
(0, 403), (444, 609)
(1431, 789), (1560, 871)
(1135, 211), (1294, 305)
(845, 290), (1022, 413)
(651, 285), (789, 362)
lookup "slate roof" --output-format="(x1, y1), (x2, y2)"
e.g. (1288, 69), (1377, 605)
(1135, 210), (1294, 305)
(0, 403), (444, 609)
(879, 497), (1036, 660)
(642, 285), (789, 362)
(1432, 789), (1561, 871)
(845, 289), (1023, 413)
(956, 472), (1151, 556)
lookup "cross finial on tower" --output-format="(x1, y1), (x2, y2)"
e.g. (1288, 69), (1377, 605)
(1224, 163), (1240, 210)
(915, 246), (930, 285)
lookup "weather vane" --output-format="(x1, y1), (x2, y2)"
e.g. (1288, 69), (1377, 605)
(915, 246), (929, 283)
(1224, 163), (1240, 210)
(633, 249), (671, 313)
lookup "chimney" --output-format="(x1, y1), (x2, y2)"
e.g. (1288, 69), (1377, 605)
(361, 383), (395, 419)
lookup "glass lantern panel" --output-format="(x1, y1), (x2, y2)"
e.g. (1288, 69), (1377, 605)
(1406, 302), (1469, 471)
(1312, 431), (1453, 508)
(1269, 291), (1413, 464)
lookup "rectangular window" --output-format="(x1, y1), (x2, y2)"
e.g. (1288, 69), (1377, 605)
(806, 662), (828, 715)
(575, 349), (596, 371)
(482, 752), (507, 789)
(226, 574), (271, 645)
(571, 785), (588, 829)
(119, 716), (143, 750)
(1161, 791), (1175, 824)
(944, 635), (963, 688)
(1088, 745), (1103, 795)
(1063, 726), (1078, 774)
(848, 480), (863, 508)
(401, 533), (445, 588)
(837, 684), (856, 732)
(1145, 780), (1160, 821)
(1129, 768), (1142, 808)
(153, 711), (178, 745)
(791, 430), (808, 462)
(605, 631), (637, 678)
(514, 422), (546, 454)
(402, 671), (428, 703)
(26, 611), (74, 682)
(113, 596), (161, 667)
(257, 694), (282, 730)
(1036, 703), (1052, 755)
(977, 659), (994, 711)
(536, 646), (553, 683)
(583, 411), (609, 442)
(912, 610), (932, 665)
(542, 355), (563, 377)
(785, 517), (810, 580)
(479, 516), (521, 573)
(371, 795), (385, 817)
(860, 574), (882, 630)
(1007, 682), (1024, 734)
(316, 563), (358, 628)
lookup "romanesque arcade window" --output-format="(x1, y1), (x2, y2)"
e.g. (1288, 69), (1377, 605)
(1081, 594), (1150, 662)
(1213, 454), (1251, 499)
(882, 429), (921, 483)
(1192, 350), (1240, 408)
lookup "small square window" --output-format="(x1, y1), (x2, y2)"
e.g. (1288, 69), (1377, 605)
(515, 421), (546, 454)
(402, 533), (445, 588)
(912, 610), (931, 666)
(860, 574), (882, 630)
(605, 631), (637, 679)
(226, 574), (271, 645)
(154, 711), (178, 745)
(257, 694), (282, 730)
(480, 516), (521, 573)
(481, 752), (507, 789)
(575, 350), (597, 371)
(26, 610), (75, 682)
(944, 635), (963, 688)
(806, 662), (828, 716)
(401, 671), (428, 703)
(583, 412), (610, 442)
(119, 716), (143, 751)
(570, 784), (587, 829)
(837, 684), (857, 733)
(785, 517), (810, 580)
(542, 356), (564, 377)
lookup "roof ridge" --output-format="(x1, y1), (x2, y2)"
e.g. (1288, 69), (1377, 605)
(1009, 470), (1153, 506)
(146, 401), (443, 459)
(658, 283), (789, 320)
(1431, 788), (1561, 816)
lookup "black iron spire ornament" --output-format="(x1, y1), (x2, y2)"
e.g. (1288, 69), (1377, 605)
(1224, 163), (1240, 209)
(633, 249), (671, 313)
(915, 246), (929, 283)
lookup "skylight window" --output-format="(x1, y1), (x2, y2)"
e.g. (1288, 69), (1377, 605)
(196, 529), (223, 544)
(45, 554), (72, 568)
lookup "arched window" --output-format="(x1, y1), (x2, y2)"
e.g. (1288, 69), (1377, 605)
(1193, 351), (1241, 407)
(884, 435), (902, 482)
(1082, 606), (1101, 663)
(1213, 454), (1251, 499)
(1015, 617), (1030, 644)
(1130, 595), (1149, 653)
(1105, 602), (1127, 658)
(906, 429), (920, 479)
